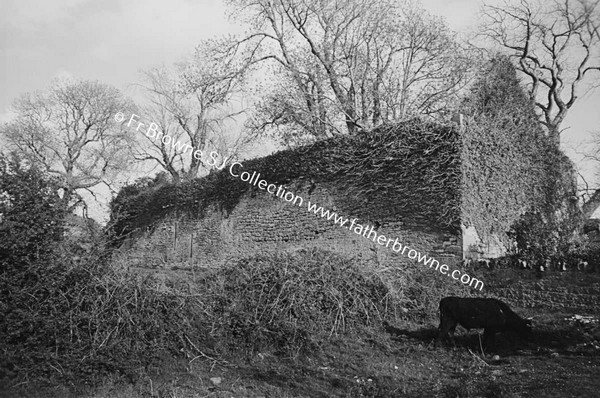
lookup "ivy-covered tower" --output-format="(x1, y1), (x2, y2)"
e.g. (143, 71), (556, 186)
(459, 55), (580, 261)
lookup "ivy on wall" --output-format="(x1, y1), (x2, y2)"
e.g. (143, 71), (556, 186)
(321, 119), (462, 229)
(459, 55), (580, 256)
(109, 57), (578, 259)
(108, 119), (463, 243)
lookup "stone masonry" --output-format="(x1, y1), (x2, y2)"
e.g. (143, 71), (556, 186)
(116, 178), (462, 272)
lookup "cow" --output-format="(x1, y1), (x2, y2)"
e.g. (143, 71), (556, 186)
(436, 297), (532, 351)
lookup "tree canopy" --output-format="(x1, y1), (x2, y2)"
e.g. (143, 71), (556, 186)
(228, 0), (474, 144)
(481, 0), (600, 146)
(0, 79), (135, 210)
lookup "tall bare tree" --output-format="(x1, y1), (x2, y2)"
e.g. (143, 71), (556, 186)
(132, 40), (251, 183)
(227, 0), (473, 144)
(0, 79), (134, 211)
(481, 0), (600, 146)
(580, 129), (600, 215)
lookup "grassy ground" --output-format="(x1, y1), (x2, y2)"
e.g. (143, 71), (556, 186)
(5, 307), (599, 398)
(3, 269), (600, 398)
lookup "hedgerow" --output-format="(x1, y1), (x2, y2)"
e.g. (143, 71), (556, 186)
(1, 246), (415, 390)
(0, 158), (421, 386)
(0, 156), (201, 388)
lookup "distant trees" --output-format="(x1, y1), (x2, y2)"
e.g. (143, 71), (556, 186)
(0, 79), (135, 211)
(132, 40), (252, 183)
(227, 0), (474, 145)
(481, 0), (600, 147)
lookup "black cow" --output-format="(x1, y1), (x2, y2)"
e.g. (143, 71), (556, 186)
(436, 297), (532, 350)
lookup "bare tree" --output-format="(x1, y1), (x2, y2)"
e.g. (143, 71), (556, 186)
(227, 0), (473, 143)
(580, 130), (600, 214)
(246, 62), (337, 146)
(0, 79), (135, 211)
(481, 0), (600, 146)
(132, 39), (251, 182)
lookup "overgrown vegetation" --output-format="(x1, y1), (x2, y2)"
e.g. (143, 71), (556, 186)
(109, 118), (462, 243)
(0, 154), (200, 388)
(1, 153), (468, 393)
(460, 56), (580, 260)
(112, 60), (581, 262)
(194, 249), (400, 357)
(0, 61), (587, 397)
(1, 240), (436, 394)
(2, 157), (430, 391)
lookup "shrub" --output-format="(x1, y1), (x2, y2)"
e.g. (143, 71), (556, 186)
(0, 156), (200, 388)
(0, 254), (199, 386)
(199, 248), (398, 356)
(0, 152), (67, 269)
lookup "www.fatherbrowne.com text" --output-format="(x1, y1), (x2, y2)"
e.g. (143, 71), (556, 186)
(115, 111), (484, 291)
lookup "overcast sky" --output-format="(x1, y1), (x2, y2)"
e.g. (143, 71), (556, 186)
(1, 0), (599, 221)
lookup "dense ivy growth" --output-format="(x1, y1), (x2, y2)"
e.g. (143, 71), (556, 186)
(0, 157), (206, 387)
(110, 61), (578, 260)
(460, 56), (579, 257)
(108, 119), (463, 242)
(0, 153), (67, 269)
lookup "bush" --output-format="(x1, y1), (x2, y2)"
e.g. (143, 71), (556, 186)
(2, 242), (452, 391)
(0, 153), (67, 269)
(0, 155), (200, 388)
(199, 248), (397, 356)
(188, 248), (475, 356)
(0, 254), (199, 387)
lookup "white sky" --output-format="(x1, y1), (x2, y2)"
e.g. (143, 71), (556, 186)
(1, 0), (599, 221)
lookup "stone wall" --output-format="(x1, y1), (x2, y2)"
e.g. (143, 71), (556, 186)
(116, 179), (462, 271)
(489, 276), (600, 314)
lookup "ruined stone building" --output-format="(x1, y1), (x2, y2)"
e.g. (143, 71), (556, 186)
(110, 116), (575, 273)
